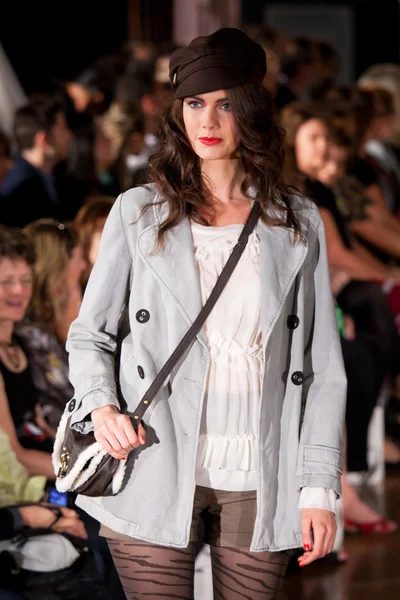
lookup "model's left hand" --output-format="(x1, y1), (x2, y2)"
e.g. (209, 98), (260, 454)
(298, 508), (337, 567)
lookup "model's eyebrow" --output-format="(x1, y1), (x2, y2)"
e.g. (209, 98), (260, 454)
(188, 96), (229, 103)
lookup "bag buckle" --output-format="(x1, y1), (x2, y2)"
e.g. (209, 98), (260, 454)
(57, 445), (70, 479)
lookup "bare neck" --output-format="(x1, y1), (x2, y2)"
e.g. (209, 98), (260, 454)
(200, 159), (247, 206)
(0, 319), (14, 345)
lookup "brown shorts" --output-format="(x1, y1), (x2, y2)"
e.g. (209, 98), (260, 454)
(100, 485), (257, 548)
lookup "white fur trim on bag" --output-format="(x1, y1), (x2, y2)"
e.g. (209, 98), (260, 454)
(52, 406), (127, 495)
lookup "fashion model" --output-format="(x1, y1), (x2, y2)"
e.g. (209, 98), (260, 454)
(63, 28), (346, 599)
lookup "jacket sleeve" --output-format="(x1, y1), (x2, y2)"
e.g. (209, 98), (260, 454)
(296, 218), (347, 498)
(66, 193), (133, 433)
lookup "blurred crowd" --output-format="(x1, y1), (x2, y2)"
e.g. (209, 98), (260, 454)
(1, 24), (400, 598)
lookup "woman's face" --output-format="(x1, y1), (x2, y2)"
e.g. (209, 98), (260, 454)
(182, 89), (240, 162)
(295, 118), (330, 176)
(0, 258), (33, 323)
(317, 144), (350, 186)
(67, 245), (87, 287)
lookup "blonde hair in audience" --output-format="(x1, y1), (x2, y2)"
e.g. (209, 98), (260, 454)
(358, 64), (400, 145)
(23, 219), (79, 331)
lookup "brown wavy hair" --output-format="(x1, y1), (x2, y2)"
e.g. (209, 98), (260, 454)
(146, 82), (301, 245)
(280, 101), (332, 188)
(74, 195), (114, 286)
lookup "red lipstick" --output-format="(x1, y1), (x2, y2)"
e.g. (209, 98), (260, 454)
(198, 137), (223, 146)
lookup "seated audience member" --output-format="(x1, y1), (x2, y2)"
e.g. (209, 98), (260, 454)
(0, 226), (55, 480)
(0, 423), (85, 539)
(335, 312), (397, 532)
(315, 118), (400, 344)
(249, 27), (284, 96)
(318, 120), (400, 265)
(310, 40), (340, 101)
(281, 101), (400, 472)
(275, 37), (316, 112)
(358, 63), (400, 149)
(153, 41), (179, 111)
(1, 95), (72, 228)
(246, 24), (288, 57)
(18, 220), (86, 429)
(97, 98), (149, 191)
(0, 500), (86, 540)
(66, 68), (106, 115)
(281, 102), (400, 284)
(361, 87), (400, 215)
(64, 112), (121, 202)
(0, 131), (12, 192)
(325, 86), (400, 235)
(74, 196), (114, 289)
(115, 58), (161, 153)
(0, 425), (121, 600)
(66, 56), (122, 117)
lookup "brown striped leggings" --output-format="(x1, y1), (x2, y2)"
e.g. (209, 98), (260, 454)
(107, 538), (291, 599)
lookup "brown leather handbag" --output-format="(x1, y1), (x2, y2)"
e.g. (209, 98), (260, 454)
(53, 203), (261, 497)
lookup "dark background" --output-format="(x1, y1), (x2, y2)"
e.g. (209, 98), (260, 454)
(1, 2), (129, 91)
(1, 0), (399, 93)
(244, 0), (400, 79)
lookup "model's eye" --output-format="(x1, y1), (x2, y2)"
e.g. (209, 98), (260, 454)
(187, 101), (202, 109)
(219, 102), (231, 111)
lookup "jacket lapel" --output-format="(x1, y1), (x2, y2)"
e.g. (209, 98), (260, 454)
(138, 206), (206, 346)
(257, 219), (309, 351)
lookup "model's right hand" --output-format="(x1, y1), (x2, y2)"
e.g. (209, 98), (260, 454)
(91, 405), (146, 460)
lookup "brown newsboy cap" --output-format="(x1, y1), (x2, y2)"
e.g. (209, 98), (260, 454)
(169, 28), (267, 99)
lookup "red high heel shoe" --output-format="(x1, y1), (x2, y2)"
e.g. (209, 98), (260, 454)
(344, 517), (398, 534)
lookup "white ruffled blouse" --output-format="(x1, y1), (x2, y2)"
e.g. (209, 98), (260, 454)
(191, 220), (336, 514)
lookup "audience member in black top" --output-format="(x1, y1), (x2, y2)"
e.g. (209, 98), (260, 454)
(1, 95), (72, 228)
(314, 91), (400, 262)
(281, 101), (400, 533)
(319, 123), (400, 267)
(0, 131), (12, 192)
(0, 226), (55, 480)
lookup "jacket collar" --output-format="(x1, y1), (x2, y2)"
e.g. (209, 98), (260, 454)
(137, 197), (309, 351)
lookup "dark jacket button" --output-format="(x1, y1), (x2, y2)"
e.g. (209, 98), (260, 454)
(136, 309), (150, 323)
(287, 315), (300, 330)
(68, 399), (76, 412)
(291, 371), (305, 385)
(137, 365), (145, 379)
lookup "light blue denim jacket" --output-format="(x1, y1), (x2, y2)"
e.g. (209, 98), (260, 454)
(66, 184), (346, 551)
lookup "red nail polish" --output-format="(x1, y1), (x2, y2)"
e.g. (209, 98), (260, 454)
(303, 544), (310, 551)
(121, 457), (126, 461)
(140, 436), (145, 443)
(299, 563), (305, 567)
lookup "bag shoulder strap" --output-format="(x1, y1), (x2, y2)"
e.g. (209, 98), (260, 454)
(131, 201), (261, 424)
